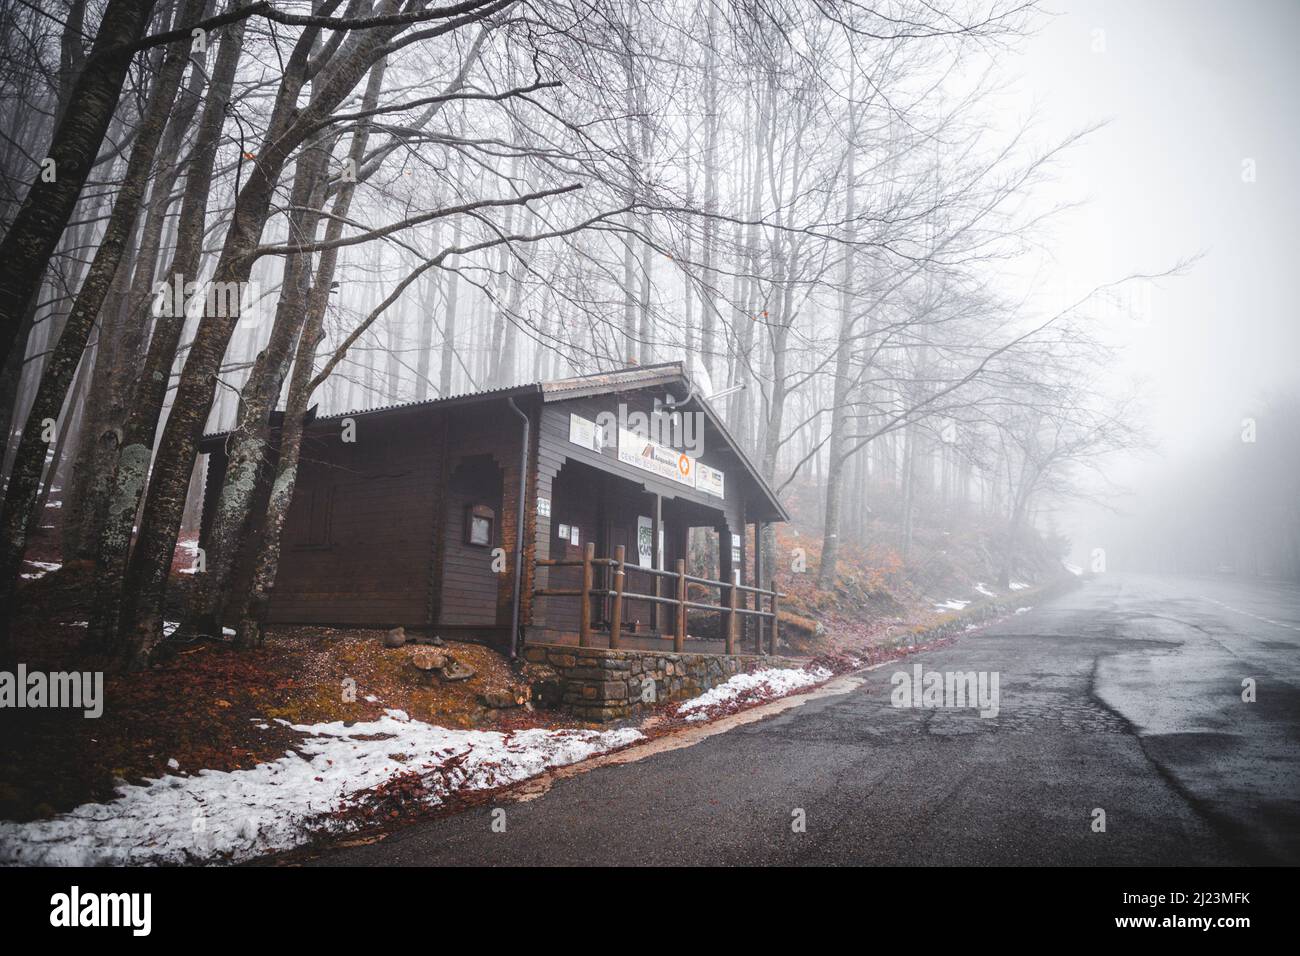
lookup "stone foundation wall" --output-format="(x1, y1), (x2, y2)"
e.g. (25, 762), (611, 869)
(523, 643), (801, 722)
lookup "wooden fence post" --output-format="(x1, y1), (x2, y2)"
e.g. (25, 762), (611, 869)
(579, 541), (594, 647)
(769, 583), (780, 656)
(674, 558), (687, 652)
(609, 545), (625, 649)
(726, 569), (739, 655)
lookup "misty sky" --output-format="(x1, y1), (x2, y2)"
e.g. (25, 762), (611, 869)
(1003, 0), (1300, 556)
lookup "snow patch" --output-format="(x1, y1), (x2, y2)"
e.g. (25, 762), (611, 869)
(675, 666), (832, 722)
(933, 598), (970, 612)
(21, 560), (61, 580)
(1009, 581), (1030, 591)
(1062, 561), (1083, 576)
(0, 710), (642, 866)
(974, 582), (996, 598)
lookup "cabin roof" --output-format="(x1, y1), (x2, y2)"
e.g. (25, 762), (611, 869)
(200, 362), (788, 521)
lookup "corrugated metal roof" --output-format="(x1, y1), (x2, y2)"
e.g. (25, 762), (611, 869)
(201, 362), (692, 442)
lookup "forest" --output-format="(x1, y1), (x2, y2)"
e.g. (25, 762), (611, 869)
(5, 0), (1284, 677)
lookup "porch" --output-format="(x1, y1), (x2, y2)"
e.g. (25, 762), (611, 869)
(531, 541), (781, 656)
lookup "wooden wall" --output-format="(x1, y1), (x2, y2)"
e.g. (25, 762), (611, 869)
(201, 399), (527, 634)
(438, 454), (505, 627)
(266, 411), (441, 626)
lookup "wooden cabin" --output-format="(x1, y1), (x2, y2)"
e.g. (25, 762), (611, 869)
(197, 363), (789, 657)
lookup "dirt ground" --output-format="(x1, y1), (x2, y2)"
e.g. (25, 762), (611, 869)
(1, 565), (562, 822)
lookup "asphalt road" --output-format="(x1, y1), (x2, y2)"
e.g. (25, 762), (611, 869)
(309, 574), (1300, 866)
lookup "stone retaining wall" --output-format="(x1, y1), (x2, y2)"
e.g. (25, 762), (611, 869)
(523, 644), (801, 722)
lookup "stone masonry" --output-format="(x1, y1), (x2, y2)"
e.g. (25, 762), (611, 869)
(523, 643), (801, 722)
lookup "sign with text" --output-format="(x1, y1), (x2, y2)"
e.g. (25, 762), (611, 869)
(568, 413), (600, 451)
(618, 428), (696, 488)
(697, 462), (725, 499)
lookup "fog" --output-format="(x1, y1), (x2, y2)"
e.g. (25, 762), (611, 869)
(1012, 0), (1300, 573)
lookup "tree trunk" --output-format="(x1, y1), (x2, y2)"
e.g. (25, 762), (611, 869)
(438, 216), (463, 395)
(88, 12), (249, 652)
(818, 71), (858, 588)
(0, 0), (159, 368)
(0, 0), (196, 640)
(184, 138), (332, 639)
(63, 43), (209, 561)
(699, 0), (719, 378)
(187, 53), (389, 646)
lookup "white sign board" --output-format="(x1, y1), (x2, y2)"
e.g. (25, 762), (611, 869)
(568, 413), (600, 452)
(618, 428), (696, 489)
(637, 516), (653, 568)
(697, 462), (725, 499)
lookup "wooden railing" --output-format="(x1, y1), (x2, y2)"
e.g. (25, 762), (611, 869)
(534, 542), (781, 655)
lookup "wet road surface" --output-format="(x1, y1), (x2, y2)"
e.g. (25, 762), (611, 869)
(308, 574), (1300, 865)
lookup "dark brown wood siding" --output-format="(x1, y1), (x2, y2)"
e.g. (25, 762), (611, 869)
(439, 454), (504, 626)
(265, 412), (441, 626)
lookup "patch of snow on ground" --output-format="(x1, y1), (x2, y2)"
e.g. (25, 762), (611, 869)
(20, 560), (61, 580)
(1062, 561), (1083, 576)
(1009, 581), (1030, 591)
(675, 666), (832, 723)
(933, 599), (970, 612)
(0, 710), (642, 866)
(1015, 606), (1033, 615)
(974, 582), (996, 598)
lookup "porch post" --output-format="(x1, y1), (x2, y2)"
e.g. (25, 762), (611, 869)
(579, 541), (594, 647)
(609, 544), (625, 649)
(650, 492), (662, 631)
(674, 558), (687, 652)
(769, 583), (780, 656)
(726, 568), (739, 655)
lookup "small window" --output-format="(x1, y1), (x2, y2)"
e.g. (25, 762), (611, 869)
(465, 503), (495, 547)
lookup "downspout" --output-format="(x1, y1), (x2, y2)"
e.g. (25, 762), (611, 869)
(506, 396), (530, 660)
